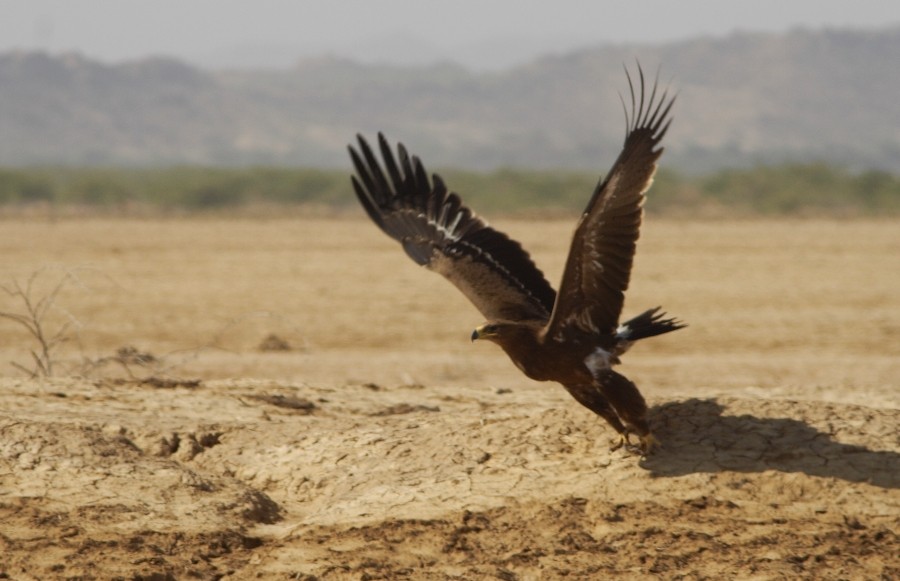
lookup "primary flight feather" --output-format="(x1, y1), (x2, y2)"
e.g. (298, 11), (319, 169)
(349, 65), (684, 453)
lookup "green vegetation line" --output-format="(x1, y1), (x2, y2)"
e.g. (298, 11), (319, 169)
(0, 164), (897, 216)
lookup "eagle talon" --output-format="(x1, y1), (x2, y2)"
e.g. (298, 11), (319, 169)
(610, 434), (628, 451)
(624, 442), (645, 455)
(611, 431), (658, 456)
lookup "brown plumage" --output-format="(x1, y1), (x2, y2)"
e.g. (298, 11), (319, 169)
(349, 66), (684, 454)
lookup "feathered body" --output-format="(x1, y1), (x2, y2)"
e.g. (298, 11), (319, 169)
(349, 66), (684, 453)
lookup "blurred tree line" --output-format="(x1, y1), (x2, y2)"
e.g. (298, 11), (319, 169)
(0, 163), (897, 216)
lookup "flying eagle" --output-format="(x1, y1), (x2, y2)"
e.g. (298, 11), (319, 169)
(349, 66), (684, 454)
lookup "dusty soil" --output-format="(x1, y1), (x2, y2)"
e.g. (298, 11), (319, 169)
(0, 217), (898, 580)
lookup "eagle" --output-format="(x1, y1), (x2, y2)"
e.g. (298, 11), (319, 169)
(348, 66), (684, 454)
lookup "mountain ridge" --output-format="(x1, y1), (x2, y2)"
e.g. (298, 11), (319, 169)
(1, 25), (898, 171)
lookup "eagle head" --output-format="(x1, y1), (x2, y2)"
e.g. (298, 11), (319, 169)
(471, 321), (532, 345)
(471, 322), (502, 342)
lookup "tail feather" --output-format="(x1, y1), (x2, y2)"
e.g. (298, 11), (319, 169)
(616, 306), (685, 342)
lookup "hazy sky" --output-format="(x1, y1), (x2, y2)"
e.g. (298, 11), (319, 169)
(2, 1), (898, 69)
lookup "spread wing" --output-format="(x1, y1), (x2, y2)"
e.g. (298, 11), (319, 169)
(546, 66), (674, 340)
(350, 133), (557, 323)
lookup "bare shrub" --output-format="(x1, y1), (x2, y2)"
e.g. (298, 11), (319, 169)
(0, 269), (81, 377)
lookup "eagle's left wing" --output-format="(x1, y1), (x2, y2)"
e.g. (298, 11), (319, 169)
(546, 66), (674, 340)
(350, 133), (557, 323)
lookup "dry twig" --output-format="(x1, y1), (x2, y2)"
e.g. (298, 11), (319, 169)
(0, 270), (80, 377)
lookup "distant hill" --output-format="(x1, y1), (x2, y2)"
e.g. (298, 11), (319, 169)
(1, 26), (899, 171)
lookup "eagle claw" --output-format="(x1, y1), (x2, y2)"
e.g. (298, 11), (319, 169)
(610, 431), (658, 456)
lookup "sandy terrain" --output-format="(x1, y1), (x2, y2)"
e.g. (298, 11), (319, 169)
(0, 217), (898, 579)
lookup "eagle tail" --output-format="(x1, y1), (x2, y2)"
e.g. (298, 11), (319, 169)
(616, 306), (685, 342)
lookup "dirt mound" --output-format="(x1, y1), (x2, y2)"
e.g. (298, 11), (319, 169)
(1, 378), (897, 579)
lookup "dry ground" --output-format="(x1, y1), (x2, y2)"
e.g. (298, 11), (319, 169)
(0, 217), (898, 579)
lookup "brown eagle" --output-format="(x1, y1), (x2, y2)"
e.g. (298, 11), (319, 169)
(349, 67), (684, 453)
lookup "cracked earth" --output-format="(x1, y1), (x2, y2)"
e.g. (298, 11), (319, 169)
(0, 218), (898, 579)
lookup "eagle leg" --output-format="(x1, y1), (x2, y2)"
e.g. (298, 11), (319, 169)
(562, 383), (631, 449)
(594, 370), (657, 455)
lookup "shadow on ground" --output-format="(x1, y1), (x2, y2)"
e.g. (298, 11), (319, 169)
(640, 398), (899, 489)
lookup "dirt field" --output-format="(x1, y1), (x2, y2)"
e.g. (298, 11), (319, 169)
(0, 216), (897, 579)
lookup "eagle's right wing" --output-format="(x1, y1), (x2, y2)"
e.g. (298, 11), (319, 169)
(350, 133), (556, 323)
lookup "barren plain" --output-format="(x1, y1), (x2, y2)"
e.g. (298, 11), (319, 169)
(0, 217), (898, 579)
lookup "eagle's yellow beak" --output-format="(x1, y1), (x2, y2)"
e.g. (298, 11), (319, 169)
(471, 324), (496, 342)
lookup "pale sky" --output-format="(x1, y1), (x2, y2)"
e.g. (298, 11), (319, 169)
(2, 1), (898, 69)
